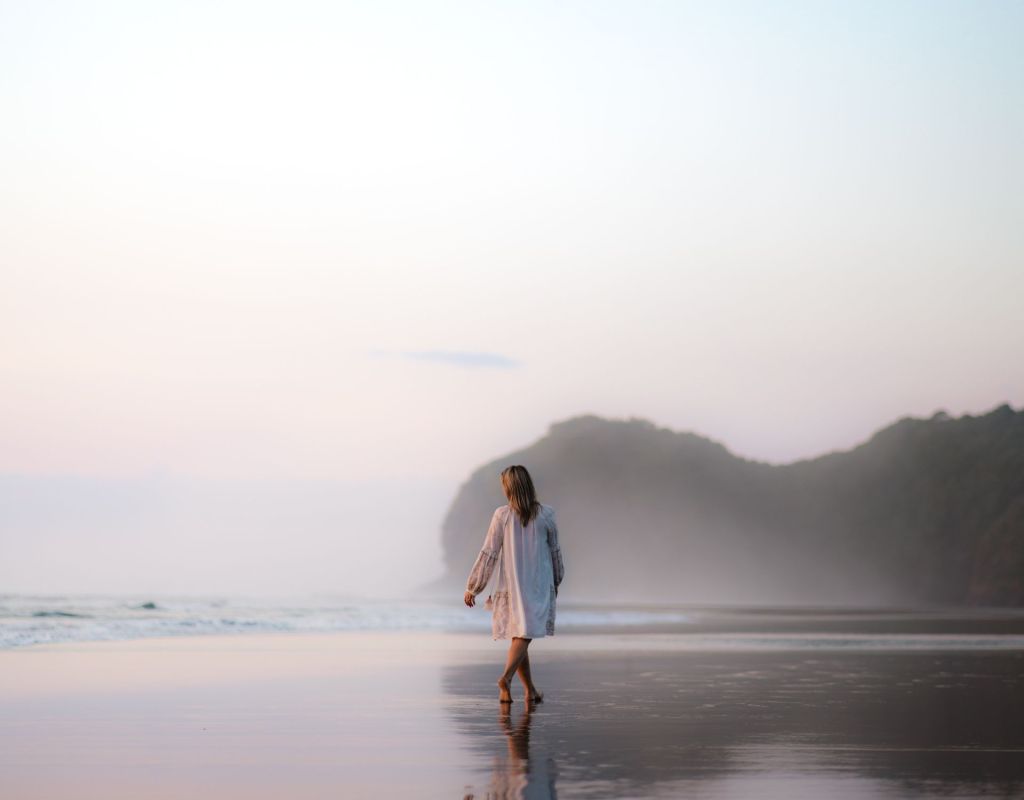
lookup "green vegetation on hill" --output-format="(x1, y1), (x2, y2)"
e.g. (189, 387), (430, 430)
(436, 404), (1024, 606)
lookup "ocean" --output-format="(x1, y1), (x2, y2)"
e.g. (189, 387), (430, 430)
(0, 594), (695, 649)
(4, 594), (1023, 651)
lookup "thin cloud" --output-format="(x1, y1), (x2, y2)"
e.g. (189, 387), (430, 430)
(379, 350), (521, 369)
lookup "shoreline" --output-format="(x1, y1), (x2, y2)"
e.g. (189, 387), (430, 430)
(6, 599), (1024, 652)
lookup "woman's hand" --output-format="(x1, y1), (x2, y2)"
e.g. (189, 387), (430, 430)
(464, 591), (476, 607)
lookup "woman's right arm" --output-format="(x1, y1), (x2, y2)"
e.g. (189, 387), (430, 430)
(465, 507), (505, 599)
(547, 508), (564, 594)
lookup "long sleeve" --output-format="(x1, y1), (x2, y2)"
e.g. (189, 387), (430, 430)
(547, 508), (564, 588)
(466, 507), (505, 596)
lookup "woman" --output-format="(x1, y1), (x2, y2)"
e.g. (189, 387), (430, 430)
(464, 465), (565, 704)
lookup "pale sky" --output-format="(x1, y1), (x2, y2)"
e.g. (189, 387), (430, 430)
(1, 1), (1021, 596)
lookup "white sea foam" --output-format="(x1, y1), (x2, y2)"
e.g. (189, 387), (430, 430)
(3, 595), (1023, 651)
(0, 594), (694, 649)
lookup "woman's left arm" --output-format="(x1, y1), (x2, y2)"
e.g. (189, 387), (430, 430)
(465, 508), (505, 605)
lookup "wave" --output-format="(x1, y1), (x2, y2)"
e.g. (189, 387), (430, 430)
(2, 595), (1023, 651)
(30, 610), (90, 618)
(0, 595), (696, 649)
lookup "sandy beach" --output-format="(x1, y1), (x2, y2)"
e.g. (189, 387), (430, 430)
(2, 626), (1023, 799)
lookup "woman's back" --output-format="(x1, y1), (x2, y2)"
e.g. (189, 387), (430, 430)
(466, 502), (562, 640)
(507, 504), (556, 596)
(463, 465), (563, 704)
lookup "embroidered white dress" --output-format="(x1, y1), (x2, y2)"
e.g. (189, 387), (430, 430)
(466, 504), (564, 639)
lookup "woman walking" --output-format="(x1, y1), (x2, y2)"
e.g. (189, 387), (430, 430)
(464, 465), (564, 704)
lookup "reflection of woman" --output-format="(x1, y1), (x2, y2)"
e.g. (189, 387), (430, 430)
(464, 465), (565, 704)
(482, 704), (558, 800)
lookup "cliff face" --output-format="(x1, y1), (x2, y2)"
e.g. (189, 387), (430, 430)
(436, 404), (1024, 606)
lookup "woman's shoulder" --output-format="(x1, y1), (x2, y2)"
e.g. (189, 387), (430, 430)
(539, 503), (556, 519)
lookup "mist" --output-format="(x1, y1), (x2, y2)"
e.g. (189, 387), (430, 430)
(437, 409), (1024, 607)
(0, 473), (450, 598)
(2, 1), (1022, 601)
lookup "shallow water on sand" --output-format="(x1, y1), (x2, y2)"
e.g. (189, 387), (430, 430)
(1, 622), (1022, 799)
(446, 646), (1024, 799)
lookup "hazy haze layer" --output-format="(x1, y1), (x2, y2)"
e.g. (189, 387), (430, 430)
(2, 1), (1021, 595)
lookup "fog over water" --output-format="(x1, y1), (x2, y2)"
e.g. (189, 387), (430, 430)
(2, 1), (1022, 598)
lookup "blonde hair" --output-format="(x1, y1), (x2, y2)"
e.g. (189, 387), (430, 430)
(500, 465), (541, 526)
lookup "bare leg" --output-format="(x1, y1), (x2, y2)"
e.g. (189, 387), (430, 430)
(516, 651), (543, 703)
(498, 637), (531, 703)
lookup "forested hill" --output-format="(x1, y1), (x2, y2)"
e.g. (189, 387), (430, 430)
(435, 404), (1024, 607)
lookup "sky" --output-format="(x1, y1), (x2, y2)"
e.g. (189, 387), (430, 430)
(1, 0), (1022, 596)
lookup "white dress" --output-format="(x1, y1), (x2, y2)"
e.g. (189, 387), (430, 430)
(466, 504), (564, 639)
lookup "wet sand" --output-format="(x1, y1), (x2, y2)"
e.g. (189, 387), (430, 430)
(1, 630), (1023, 798)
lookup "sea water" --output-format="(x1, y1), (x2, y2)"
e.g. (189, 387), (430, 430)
(0, 594), (695, 648)
(4, 594), (1024, 651)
